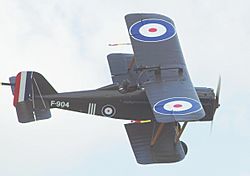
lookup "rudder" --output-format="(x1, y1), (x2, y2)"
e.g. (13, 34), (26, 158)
(11, 71), (57, 123)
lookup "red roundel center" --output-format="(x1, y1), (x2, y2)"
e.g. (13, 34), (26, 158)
(148, 28), (157, 32)
(173, 104), (183, 108)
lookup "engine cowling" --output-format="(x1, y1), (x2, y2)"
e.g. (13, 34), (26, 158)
(195, 87), (217, 121)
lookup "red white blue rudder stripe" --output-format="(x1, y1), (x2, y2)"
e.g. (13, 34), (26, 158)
(13, 71), (33, 106)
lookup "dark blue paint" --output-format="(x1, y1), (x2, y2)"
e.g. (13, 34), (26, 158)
(129, 19), (176, 42)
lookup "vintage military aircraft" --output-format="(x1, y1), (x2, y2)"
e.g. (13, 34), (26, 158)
(1, 13), (220, 164)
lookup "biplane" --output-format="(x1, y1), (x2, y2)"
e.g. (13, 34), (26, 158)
(1, 13), (220, 164)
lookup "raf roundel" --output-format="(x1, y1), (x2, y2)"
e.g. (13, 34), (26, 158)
(129, 19), (176, 42)
(153, 97), (202, 115)
(101, 104), (116, 117)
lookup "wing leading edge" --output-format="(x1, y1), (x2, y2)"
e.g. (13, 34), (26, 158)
(125, 13), (205, 123)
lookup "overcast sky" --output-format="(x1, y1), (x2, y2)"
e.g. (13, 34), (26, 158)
(0, 0), (250, 176)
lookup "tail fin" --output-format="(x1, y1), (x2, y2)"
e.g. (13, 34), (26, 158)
(11, 71), (57, 123)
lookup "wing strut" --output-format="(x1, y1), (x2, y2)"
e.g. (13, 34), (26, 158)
(175, 122), (188, 143)
(150, 123), (165, 146)
(128, 56), (135, 70)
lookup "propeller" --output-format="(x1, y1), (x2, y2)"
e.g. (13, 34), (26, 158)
(215, 76), (221, 108)
(210, 76), (221, 134)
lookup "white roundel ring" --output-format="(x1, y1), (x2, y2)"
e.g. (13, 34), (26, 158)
(129, 19), (176, 42)
(101, 104), (116, 117)
(153, 97), (202, 115)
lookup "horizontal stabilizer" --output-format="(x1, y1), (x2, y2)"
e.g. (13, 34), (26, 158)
(16, 101), (51, 123)
(125, 122), (187, 164)
(9, 76), (16, 95)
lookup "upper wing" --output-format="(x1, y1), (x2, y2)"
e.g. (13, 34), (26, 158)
(125, 13), (205, 123)
(107, 53), (137, 84)
(125, 13), (184, 67)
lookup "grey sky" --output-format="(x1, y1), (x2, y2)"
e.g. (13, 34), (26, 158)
(0, 0), (250, 175)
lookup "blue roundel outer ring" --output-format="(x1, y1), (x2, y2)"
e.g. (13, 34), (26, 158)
(129, 19), (176, 42)
(153, 97), (202, 115)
